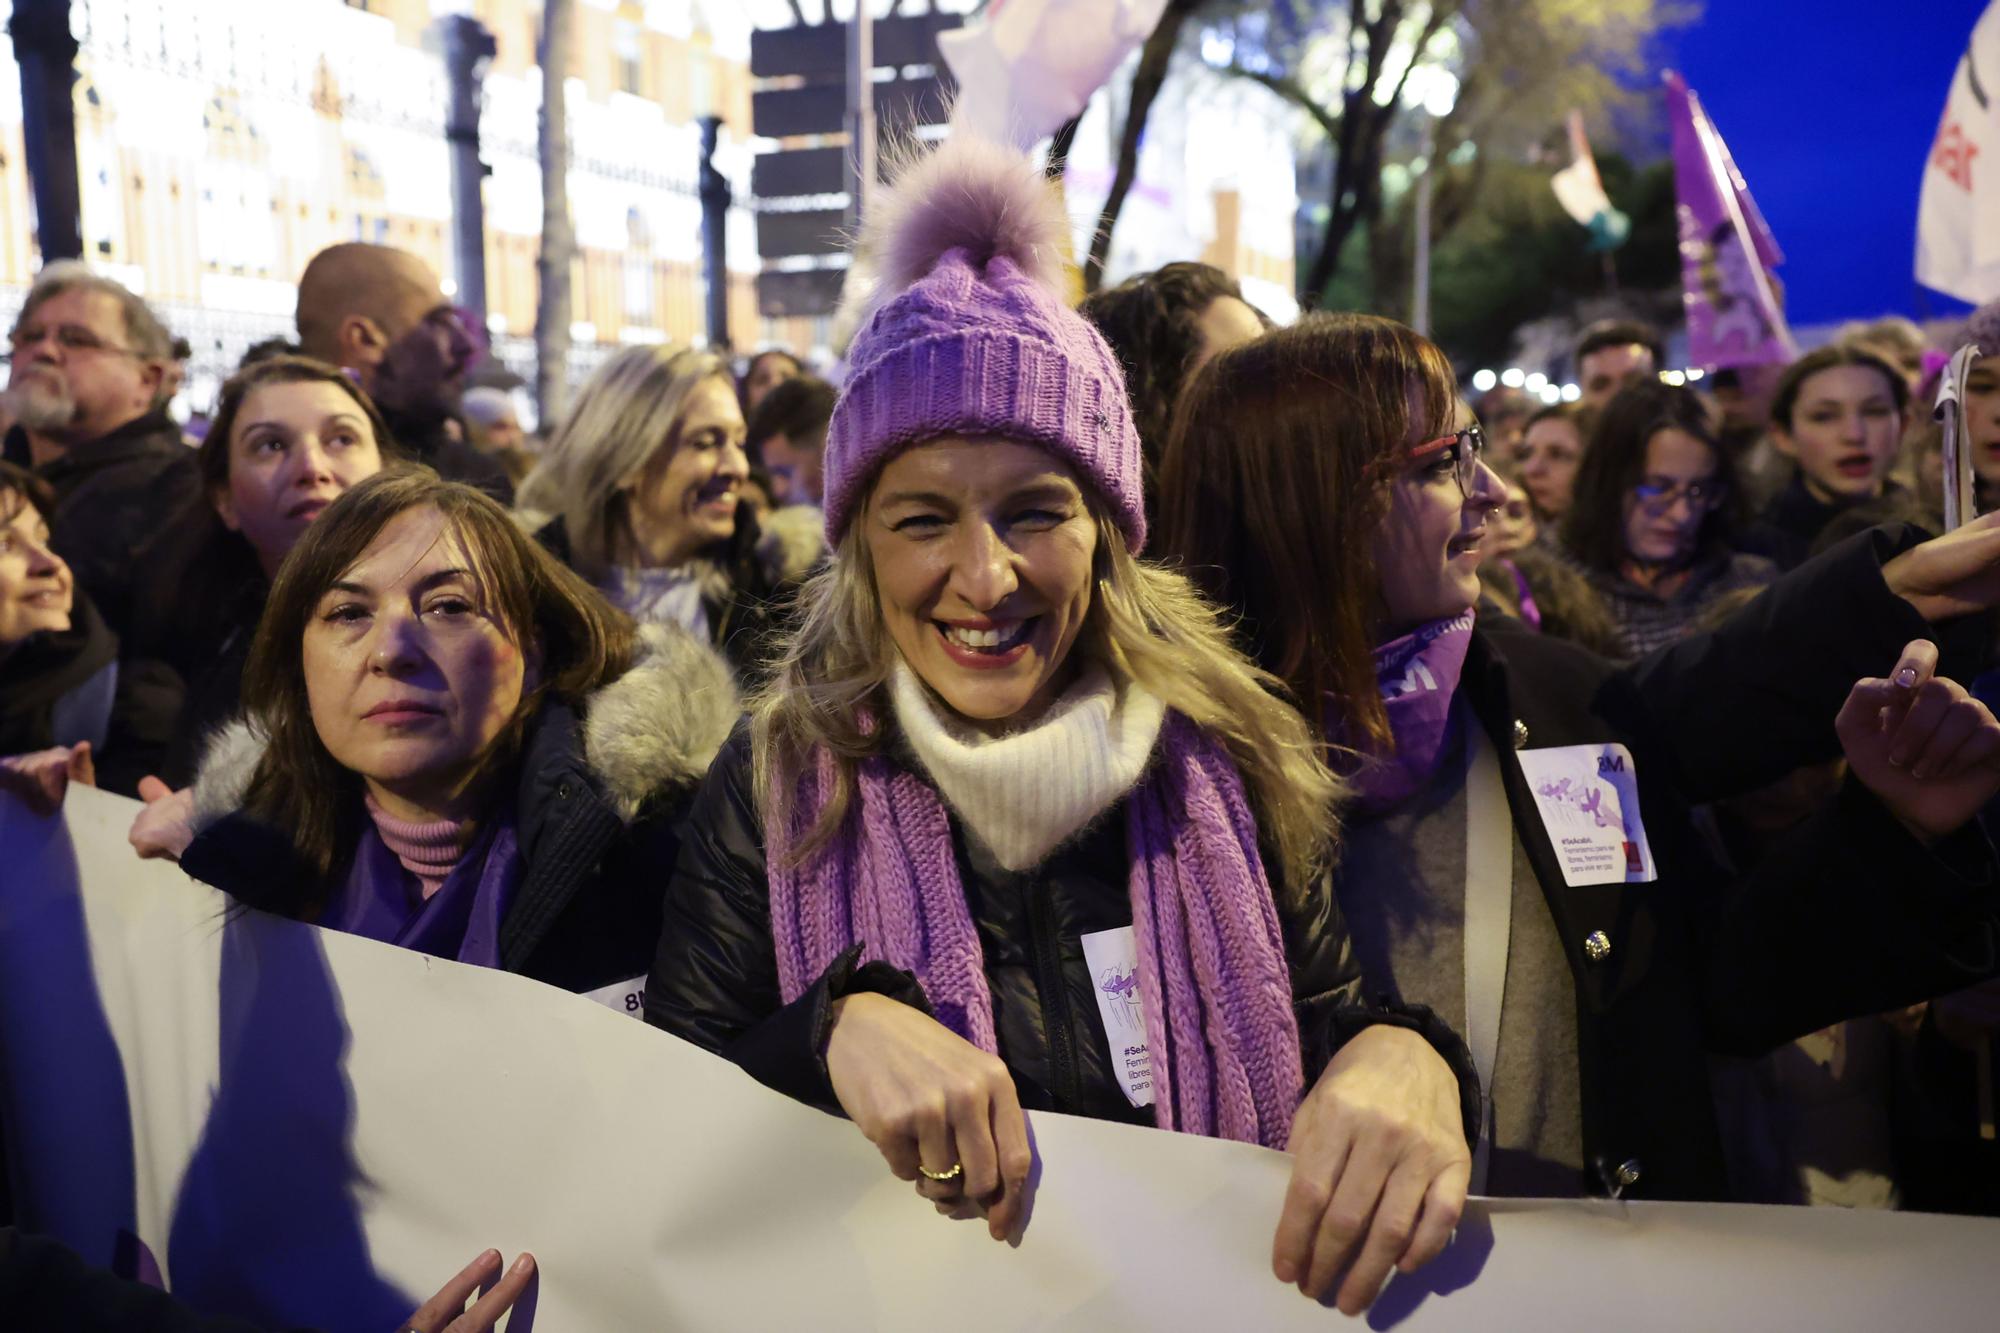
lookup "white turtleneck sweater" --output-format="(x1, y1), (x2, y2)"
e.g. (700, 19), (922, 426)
(888, 658), (1167, 872)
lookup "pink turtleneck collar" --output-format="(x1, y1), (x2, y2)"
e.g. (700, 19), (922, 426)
(364, 791), (480, 900)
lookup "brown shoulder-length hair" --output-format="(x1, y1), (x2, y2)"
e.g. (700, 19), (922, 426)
(1155, 313), (1456, 754)
(239, 465), (638, 889)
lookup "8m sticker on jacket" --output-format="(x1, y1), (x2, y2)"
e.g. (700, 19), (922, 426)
(1514, 743), (1659, 887)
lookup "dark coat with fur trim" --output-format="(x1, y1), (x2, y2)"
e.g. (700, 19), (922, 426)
(176, 625), (740, 994)
(531, 502), (823, 686)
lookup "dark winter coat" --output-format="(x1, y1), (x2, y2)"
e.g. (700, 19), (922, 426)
(177, 624), (739, 994)
(378, 401), (513, 505)
(646, 726), (1480, 1135)
(120, 510), (272, 788)
(1466, 525), (2000, 1199)
(1738, 476), (1909, 572)
(3, 410), (203, 639)
(534, 503), (823, 687)
(0, 587), (179, 796)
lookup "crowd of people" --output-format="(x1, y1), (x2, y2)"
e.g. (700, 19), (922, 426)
(5, 130), (2000, 1327)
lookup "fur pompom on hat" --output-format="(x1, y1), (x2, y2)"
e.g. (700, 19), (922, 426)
(822, 135), (1147, 551)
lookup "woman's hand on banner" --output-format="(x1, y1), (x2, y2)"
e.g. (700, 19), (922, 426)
(128, 776), (195, 860)
(1274, 1023), (1470, 1314)
(825, 992), (1035, 1242)
(0, 742), (94, 816)
(1838, 639), (2000, 842)
(398, 1249), (536, 1333)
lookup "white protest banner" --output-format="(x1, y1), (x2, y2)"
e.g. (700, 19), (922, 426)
(1918, 3), (2000, 304)
(4, 786), (2000, 1330)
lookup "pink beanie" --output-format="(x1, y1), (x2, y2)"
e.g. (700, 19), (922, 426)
(822, 137), (1147, 552)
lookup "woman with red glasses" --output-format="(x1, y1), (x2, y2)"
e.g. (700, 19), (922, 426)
(1558, 381), (1777, 659)
(1157, 311), (2000, 1210)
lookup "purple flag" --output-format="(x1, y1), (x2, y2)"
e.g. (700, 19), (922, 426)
(1665, 71), (1796, 369)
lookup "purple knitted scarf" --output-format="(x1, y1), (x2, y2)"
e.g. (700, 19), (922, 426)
(767, 712), (1304, 1149)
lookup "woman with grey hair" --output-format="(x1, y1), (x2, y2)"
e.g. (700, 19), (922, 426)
(517, 344), (822, 680)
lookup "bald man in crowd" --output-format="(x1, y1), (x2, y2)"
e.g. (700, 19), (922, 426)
(295, 243), (511, 501)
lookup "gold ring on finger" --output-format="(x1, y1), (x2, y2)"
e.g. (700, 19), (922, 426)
(918, 1161), (964, 1183)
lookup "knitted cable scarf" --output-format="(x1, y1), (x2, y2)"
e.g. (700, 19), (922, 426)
(767, 711), (1304, 1149)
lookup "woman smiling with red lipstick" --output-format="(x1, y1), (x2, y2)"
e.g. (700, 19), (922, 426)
(648, 138), (1484, 1318)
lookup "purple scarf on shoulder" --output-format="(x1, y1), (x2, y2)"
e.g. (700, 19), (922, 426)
(1338, 611), (1476, 815)
(767, 713), (1304, 1149)
(322, 811), (524, 969)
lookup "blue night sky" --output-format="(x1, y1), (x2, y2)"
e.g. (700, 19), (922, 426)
(1666, 0), (1986, 326)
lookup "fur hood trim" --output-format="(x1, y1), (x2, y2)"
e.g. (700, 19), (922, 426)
(190, 716), (268, 836)
(757, 503), (827, 586)
(584, 621), (739, 820)
(186, 621), (739, 836)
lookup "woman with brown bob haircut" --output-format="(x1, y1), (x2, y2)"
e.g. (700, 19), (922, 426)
(1157, 311), (2000, 1209)
(141, 465), (740, 995)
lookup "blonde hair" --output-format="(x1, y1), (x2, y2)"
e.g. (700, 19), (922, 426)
(516, 344), (725, 579)
(750, 498), (1343, 898)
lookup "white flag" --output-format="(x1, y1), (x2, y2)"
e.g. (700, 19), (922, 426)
(1551, 112), (1612, 226)
(939, 0), (1170, 150)
(1917, 3), (2000, 303)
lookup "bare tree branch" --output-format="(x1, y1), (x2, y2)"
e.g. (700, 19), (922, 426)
(1082, 0), (1204, 292)
(1224, 64), (1341, 140)
(1045, 114), (1083, 181)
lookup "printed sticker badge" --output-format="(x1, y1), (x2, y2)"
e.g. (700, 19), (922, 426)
(581, 974), (648, 1018)
(1080, 926), (1155, 1108)
(1514, 742), (1658, 887)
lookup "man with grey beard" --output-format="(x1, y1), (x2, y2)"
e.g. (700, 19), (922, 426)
(0, 264), (200, 639)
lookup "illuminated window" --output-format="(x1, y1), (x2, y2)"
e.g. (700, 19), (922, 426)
(624, 208), (656, 325)
(615, 19), (644, 97)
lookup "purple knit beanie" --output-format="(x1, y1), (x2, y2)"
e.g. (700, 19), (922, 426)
(824, 136), (1147, 552)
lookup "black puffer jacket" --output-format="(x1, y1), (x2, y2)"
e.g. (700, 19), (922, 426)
(646, 726), (1479, 1133)
(177, 624), (739, 994)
